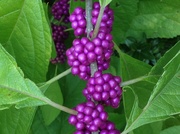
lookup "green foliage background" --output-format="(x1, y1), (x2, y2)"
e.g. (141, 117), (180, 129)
(0, 0), (179, 134)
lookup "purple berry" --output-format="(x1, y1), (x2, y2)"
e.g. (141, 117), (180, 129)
(93, 92), (102, 101)
(68, 101), (108, 132)
(84, 106), (93, 115)
(76, 122), (85, 130)
(66, 36), (113, 80)
(52, 0), (70, 22)
(69, 7), (86, 36)
(50, 24), (69, 64)
(84, 115), (93, 124)
(68, 115), (77, 125)
(92, 110), (99, 118)
(76, 104), (85, 112)
(100, 112), (108, 121)
(82, 72), (122, 107)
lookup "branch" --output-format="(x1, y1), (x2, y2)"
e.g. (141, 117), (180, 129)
(0, 84), (77, 115)
(85, 0), (93, 38)
(91, 5), (105, 39)
(40, 68), (71, 88)
(120, 75), (160, 87)
(86, 0), (99, 134)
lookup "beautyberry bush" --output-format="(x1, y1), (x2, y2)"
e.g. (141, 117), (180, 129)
(0, 0), (179, 134)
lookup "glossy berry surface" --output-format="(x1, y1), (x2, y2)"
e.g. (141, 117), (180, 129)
(100, 121), (121, 134)
(92, 2), (114, 33)
(69, 2), (114, 37)
(68, 101), (108, 132)
(83, 71), (122, 108)
(69, 7), (86, 36)
(66, 35), (113, 80)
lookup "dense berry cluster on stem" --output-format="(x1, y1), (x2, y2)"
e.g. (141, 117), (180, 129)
(67, 1), (115, 79)
(69, 7), (86, 36)
(67, 1), (121, 133)
(69, 101), (108, 132)
(68, 101), (120, 134)
(51, 24), (69, 64)
(69, 2), (114, 37)
(92, 2), (114, 34)
(51, 0), (71, 64)
(83, 71), (122, 108)
(66, 33), (113, 80)
(52, 0), (70, 22)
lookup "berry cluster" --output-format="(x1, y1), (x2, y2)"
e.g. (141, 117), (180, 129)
(67, 1), (122, 134)
(92, 2), (114, 34)
(52, 24), (68, 42)
(69, 101), (108, 132)
(66, 33), (113, 80)
(83, 71), (122, 108)
(69, 7), (86, 36)
(51, 0), (71, 64)
(51, 0), (70, 22)
(69, 2), (114, 37)
(69, 101), (120, 134)
(67, 2), (114, 79)
(51, 24), (68, 64)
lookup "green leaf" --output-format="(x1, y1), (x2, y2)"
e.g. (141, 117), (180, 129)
(0, 107), (36, 134)
(161, 126), (180, 134)
(31, 108), (60, 134)
(119, 51), (152, 80)
(122, 50), (180, 133)
(0, 44), (63, 110)
(41, 81), (63, 125)
(59, 73), (86, 108)
(108, 113), (126, 131)
(110, 0), (139, 43)
(69, 0), (85, 13)
(119, 51), (152, 119)
(0, 0), (52, 83)
(111, 0), (180, 43)
(99, 0), (112, 7)
(133, 121), (162, 134)
(0, 44), (44, 107)
(31, 72), (86, 134)
(126, 0), (180, 40)
(104, 56), (121, 76)
(150, 41), (180, 75)
(163, 116), (180, 129)
(57, 73), (87, 134)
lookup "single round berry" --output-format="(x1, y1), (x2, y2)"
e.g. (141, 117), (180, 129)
(68, 115), (77, 125)
(76, 122), (85, 130)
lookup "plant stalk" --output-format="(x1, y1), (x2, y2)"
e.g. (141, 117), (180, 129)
(113, 40), (121, 56)
(64, 28), (73, 32)
(91, 5), (105, 39)
(46, 68), (71, 85)
(86, 0), (93, 38)
(120, 75), (160, 87)
(0, 84), (77, 115)
(86, 0), (99, 134)
(43, 97), (78, 115)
